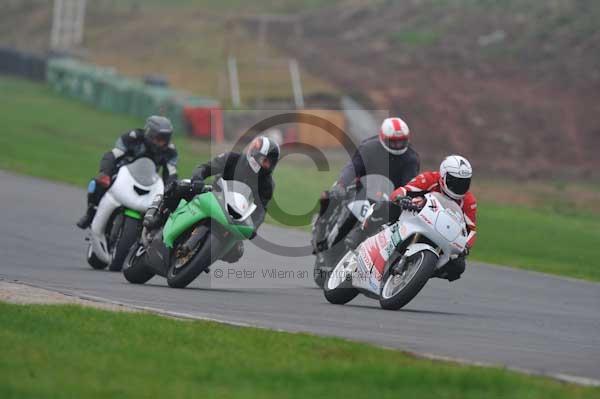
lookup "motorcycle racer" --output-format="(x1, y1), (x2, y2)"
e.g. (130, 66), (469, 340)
(76, 115), (178, 229)
(347, 155), (477, 282)
(319, 117), (420, 217)
(144, 136), (280, 263)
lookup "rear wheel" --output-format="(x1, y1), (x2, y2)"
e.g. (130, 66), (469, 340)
(166, 225), (217, 289)
(108, 216), (141, 271)
(323, 251), (359, 305)
(122, 243), (155, 284)
(86, 244), (107, 270)
(379, 251), (437, 310)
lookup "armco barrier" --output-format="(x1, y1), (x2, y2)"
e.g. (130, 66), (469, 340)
(46, 58), (222, 139)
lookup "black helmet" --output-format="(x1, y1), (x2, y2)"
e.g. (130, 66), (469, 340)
(145, 115), (173, 151)
(245, 136), (280, 174)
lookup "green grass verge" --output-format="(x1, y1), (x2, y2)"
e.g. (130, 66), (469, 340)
(2, 75), (599, 281)
(474, 203), (600, 281)
(0, 75), (329, 226)
(0, 303), (597, 399)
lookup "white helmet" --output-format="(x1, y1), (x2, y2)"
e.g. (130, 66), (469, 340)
(439, 155), (472, 200)
(379, 117), (410, 155)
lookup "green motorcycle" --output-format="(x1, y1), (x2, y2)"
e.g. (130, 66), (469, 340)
(123, 178), (257, 288)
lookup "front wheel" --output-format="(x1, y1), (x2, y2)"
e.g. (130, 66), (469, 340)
(108, 216), (141, 271)
(323, 251), (359, 305)
(87, 244), (107, 270)
(166, 225), (217, 289)
(379, 250), (438, 310)
(122, 243), (155, 284)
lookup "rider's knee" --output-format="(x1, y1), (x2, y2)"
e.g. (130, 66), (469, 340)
(446, 257), (466, 281)
(87, 179), (106, 206)
(435, 257), (466, 282)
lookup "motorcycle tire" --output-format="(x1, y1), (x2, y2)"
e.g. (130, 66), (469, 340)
(86, 243), (107, 270)
(166, 225), (219, 289)
(108, 216), (141, 272)
(379, 250), (437, 310)
(123, 242), (155, 284)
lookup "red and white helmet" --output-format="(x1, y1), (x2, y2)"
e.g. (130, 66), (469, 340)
(379, 117), (410, 155)
(439, 155), (472, 200)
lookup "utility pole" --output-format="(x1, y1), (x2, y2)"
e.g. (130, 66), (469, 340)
(289, 58), (304, 109)
(227, 55), (241, 107)
(50, 0), (87, 51)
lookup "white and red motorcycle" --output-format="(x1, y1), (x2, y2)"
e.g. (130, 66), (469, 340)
(323, 192), (468, 310)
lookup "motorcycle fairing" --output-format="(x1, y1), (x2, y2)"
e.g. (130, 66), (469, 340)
(162, 192), (254, 249)
(353, 223), (403, 294)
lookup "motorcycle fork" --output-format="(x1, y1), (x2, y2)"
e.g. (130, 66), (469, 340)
(389, 234), (420, 275)
(177, 224), (208, 258)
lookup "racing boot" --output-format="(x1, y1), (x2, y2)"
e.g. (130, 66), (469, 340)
(143, 194), (164, 230)
(221, 241), (244, 263)
(76, 204), (96, 229)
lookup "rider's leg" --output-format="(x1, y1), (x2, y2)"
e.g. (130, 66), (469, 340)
(76, 179), (107, 229)
(143, 181), (194, 229)
(318, 192), (330, 218)
(344, 202), (401, 250)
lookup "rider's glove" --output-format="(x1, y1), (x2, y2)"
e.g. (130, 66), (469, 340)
(143, 207), (159, 228)
(329, 183), (346, 199)
(96, 173), (111, 188)
(463, 247), (470, 257)
(395, 196), (413, 209)
(396, 196), (425, 212)
(191, 180), (205, 195)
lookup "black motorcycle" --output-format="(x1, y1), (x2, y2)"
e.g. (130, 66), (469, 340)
(311, 175), (394, 288)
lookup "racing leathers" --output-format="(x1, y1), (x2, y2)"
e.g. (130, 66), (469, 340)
(149, 152), (275, 263)
(338, 136), (420, 189)
(321, 136), (418, 212)
(316, 136), (420, 242)
(76, 128), (178, 229)
(390, 171), (477, 247)
(349, 170), (477, 281)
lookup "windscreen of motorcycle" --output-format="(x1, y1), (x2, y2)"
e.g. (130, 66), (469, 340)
(358, 174), (395, 201)
(220, 179), (256, 222)
(430, 192), (465, 242)
(125, 157), (160, 187)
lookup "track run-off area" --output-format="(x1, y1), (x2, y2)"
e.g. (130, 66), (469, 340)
(1, 171), (599, 384)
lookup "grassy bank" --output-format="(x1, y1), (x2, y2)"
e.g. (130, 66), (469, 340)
(2, 75), (599, 281)
(0, 303), (597, 399)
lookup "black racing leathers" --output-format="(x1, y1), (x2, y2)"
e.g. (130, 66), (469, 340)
(100, 129), (178, 184)
(338, 136), (420, 188)
(191, 152), (275, 228)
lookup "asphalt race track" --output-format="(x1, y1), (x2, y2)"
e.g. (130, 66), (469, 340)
(1, 171), (599, 383)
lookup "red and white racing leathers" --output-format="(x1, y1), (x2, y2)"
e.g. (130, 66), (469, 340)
(390, 171), (477, 249)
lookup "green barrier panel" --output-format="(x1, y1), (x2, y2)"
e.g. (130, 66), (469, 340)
(45, 57), (219, 136)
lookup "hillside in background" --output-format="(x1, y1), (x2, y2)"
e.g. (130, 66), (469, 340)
(0, 1), (338, 103)
(2, 0), (599, 179)
(256, 0), (600, 179)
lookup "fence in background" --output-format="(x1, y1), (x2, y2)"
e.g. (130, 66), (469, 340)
(46, 58), (222, 138)
(0, 48), (47, 81)
(0, 47), (223, 140)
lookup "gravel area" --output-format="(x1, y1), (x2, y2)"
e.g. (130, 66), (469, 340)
(0, 279), (137, 312)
